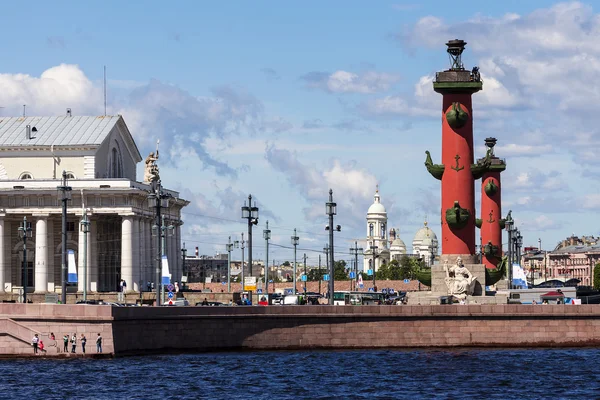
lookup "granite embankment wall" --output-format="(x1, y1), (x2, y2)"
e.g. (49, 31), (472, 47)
(2, 304), (600, 356)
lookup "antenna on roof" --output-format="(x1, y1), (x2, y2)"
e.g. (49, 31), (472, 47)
(103, 65), (107, 116)
(23, 105), (26, 117)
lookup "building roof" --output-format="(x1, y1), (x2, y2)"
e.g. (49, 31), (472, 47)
(0, 116), (120, 147)
(367, 190), (386, 215)
(413, 221), (438, 243)
(550, 245), (600, 255)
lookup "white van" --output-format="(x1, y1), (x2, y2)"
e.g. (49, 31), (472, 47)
(282, 295), (299, 305)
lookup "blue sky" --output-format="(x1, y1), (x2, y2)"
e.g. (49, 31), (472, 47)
(1, 1), (599, 266)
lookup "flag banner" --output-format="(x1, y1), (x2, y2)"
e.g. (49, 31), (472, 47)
(67, 250), (77, 283)
(161, 255), (171, 285)
(512, 263), (528, 289)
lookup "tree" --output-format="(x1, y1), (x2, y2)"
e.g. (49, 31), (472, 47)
(334, 260), (349, 280)
(594, 263), (600, 290)
(388, 259), (402, 280)
(307, 268), (325, 281)
(282, 261), (291, 267)
(376, 261), (391, 280)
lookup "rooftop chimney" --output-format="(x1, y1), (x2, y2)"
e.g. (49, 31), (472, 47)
(26, 125), (31, 140)
(66, 108), (72, 117)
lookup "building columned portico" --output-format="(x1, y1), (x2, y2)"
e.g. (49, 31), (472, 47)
(0, 114), (188, 295)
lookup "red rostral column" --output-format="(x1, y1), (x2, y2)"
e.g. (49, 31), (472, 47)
(427, 39), (482, 260)
(478, 137), (506, 269)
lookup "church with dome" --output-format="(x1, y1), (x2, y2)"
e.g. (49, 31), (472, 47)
(363, 188), (439, 273)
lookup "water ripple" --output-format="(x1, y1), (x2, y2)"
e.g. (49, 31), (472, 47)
(1, 348), (600, 399)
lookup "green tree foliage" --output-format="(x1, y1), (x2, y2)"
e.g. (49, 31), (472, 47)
(594, 263), (600, 290)
(282, 261), (291, 267)
(307, 268), (325, 281)
(334, 260), (349, 280)
(376, 261), (390, 280)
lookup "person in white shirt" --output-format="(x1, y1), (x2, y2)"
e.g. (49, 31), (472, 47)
(31, 334), (39, 355)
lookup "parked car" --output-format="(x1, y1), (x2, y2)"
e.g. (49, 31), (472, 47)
(195, 301), (225, 306)
(164, 299), (189, 306)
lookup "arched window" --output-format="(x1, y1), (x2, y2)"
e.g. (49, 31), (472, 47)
(381, 223), (386, 238)
(369, 223), (374, 237)
(19, 172), (33, 180)
(369, 259), (372, 269)
(65, 172), (76, 179)
(109, 142), (124, 178)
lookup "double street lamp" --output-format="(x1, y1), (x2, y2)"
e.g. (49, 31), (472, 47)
(241, 195), (259, 277)
(349, 242), (363, 291)
(147, 181), (171, 306)
(370, 241), (378, 289)
(291, 229), (299, 294)
(325, 189), (337, 305)
(80, 210), (90, 301)
(263, 221), (271, 293)
(17, 217), (32, 304)
(226, 236), (239, 292)
(57, 170), (72, 305)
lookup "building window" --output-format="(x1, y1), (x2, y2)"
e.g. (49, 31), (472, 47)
(65, 172), (76, 179)
(19, 172), (33, 180)
(369, 223), (374, 237)
(67, 222), (75, 232)
(381, 223), (386, 239)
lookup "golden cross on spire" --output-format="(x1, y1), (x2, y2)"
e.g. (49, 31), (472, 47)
(376, 183), (379, 193)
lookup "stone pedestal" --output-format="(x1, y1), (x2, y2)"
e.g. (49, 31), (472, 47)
(431, 262), (486, 296)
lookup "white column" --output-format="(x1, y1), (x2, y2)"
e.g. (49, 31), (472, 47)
(121, 216), (133, 293)
(175, 224), (182, 283)
(34, 217), (48, 293)
(89, 220), (98, 292)
(0, 217), (4, 293)
(132, 217), (140, 292)
(77, 219), (85, 292)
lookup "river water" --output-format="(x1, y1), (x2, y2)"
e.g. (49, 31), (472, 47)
(1, 348), (598, 399)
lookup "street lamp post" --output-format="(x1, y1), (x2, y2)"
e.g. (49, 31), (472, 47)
(303, 253), (307, 294)
(291, 229), (299, 295)
(263, 221), (271, 294)
(505, 211), (514, 289)
(370, 240), (378, 290)
(17, 217), (32, 304)
(181, 243), (187, 291)
(80, 210), (90, 301)
(241, 194), (259, 277)
(226, 236), (239, 293)
(323, 245), (329, 296)
(318, 254), (322, 295)
(147, 180), (171, 306)
(240, 233), (245, 291)
(57, 170), (72, 304)
(325, 189), (337, 305)
(350, 241), (363, 291)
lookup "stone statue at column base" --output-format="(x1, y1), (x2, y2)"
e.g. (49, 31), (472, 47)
(444, 257), (478, 300)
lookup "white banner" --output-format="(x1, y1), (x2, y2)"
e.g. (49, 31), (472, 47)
(67, 250), (77, 283)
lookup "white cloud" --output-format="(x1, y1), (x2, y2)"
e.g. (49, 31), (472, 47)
(582, 194), (600, 209)
(301, 70), (399, 94)
(0, 64), (102, 116)
(264, 145), (378, 225)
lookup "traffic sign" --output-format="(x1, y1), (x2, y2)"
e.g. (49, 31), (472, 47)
(323, 274), (330, 281)
(168, 300), (173, 305)
(167, 292), (174, 299)
(301, 274), (307, 282)
(367, 269), (373, 276)
(349, 271), (356, 279)
(167, 284), (174, 292)
(368, 287), (374, 292)
(257, 289), (263, 294)
(403, 279), (410, 284)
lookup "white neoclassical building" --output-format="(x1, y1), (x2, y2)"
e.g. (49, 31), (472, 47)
(0, 114), (188, 295)
(412, 221), (439, 266)
(363, 188), (390, 272)
(362, 187), (439, 272)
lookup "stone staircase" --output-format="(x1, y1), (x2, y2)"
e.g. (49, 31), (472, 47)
(0, 318), (43, 355)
